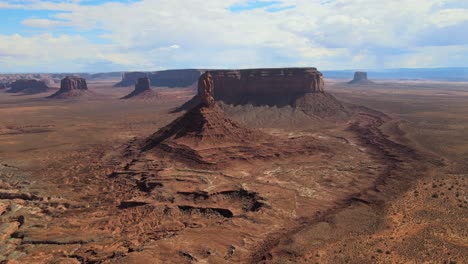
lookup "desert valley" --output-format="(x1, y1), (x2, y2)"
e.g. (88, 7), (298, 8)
(0, 68), (466, 263)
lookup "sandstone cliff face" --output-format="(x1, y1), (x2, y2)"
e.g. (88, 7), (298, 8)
(212, 68), (324, 96)
(348, 72), (374, 85)
(121, 77), (159, 99)
(176, 67), (350, 120)
(144, 71), (269, 152)
(60, 76), (88, 91)
(7, 79), (50, 94)
(48, 76), (90, 99)
(115, 69), (202, 88)
(198, 72), (215, 107)
(177, 68), (326, 110)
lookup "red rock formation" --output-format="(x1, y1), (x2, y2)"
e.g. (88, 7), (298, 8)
(60, 76), (88, 91)
(7, 79), (50, 94)
(143, 72), (269, 151)
(198, 72), (215, 107)
(48, 76), (91, 99)
(176, 68), (349, 119)
(121, 77), (159, 99)
(348, 72), (374, 85)
(212, 68), (324, 97)
(177, 68), (326, 110)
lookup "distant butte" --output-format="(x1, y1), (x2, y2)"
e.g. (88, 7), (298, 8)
(115, 69), (202, 88)
(48, 76), (93, 99)
(121, 77), (159, 99)
(7, 79), (50, 94)
(348, 71), (375, 85)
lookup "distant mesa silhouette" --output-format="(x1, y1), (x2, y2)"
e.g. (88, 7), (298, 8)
(121, 77), (159, 99)
(115, 69), (202, 88)
(7, 79), (50, 94)
(348, 71), (374, 85)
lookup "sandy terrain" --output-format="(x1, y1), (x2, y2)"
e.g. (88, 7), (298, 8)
(0, 80), (466, 263)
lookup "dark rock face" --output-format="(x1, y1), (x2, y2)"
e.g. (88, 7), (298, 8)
(48, 76), (90, 99)
(177, 68), (326, 110)
(143, 73), (269, 152)
(60, 76), (88, 91)
(121, 77), (158, 99)
(348, 72), (374, 85)
(115, 69), (202, 88)
(198, 72), (215, 107)
(176, 67), (350, 120)
(7, 79), (50, 94)
(135, 77), (151, 93)
(0, 83), (6, 89)
(212, 68), (324, 100)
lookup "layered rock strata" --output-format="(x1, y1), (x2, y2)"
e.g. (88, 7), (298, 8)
(48, 76), (90, 99)
(121, 77), (158, 99)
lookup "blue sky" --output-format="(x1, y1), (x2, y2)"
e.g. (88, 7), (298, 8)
(0, 0), (467, 72)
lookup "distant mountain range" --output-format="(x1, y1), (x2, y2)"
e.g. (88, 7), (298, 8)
(322, 67), (468, 82)
(2, 67), (467, 83)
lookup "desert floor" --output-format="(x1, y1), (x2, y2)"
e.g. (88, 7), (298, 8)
(0, 80), (466, 263)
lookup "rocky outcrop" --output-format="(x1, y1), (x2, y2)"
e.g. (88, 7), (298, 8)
(176, 68), (349, 119)
(198, 72), (215, 107)
(115, 69), (202, 88)
(60, 76), (88, 91)
(0, 83), (6, 89)
(178, 68), (324, 109)
(143, 72), (269, 151)
(348, 72), (374, 85)
(48, 76), (91, 99)
(7, 79), (50, 94)
(121, 77), (159, 99)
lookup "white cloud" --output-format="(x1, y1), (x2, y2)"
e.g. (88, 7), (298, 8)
(21, 18), (62, 28)
(0, 0), (467, 72)
(431, 8), (468, 27)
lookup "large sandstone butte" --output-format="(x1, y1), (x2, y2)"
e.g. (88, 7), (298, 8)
(144, 71), (268, 153)
(348, 71), (374, 85)
(115, 69), (202, 88)
(7, 79), (50, 94)
(48, 76), (91, 99)
(121, 77), (159, 99)
(178, 68), (349, 119)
